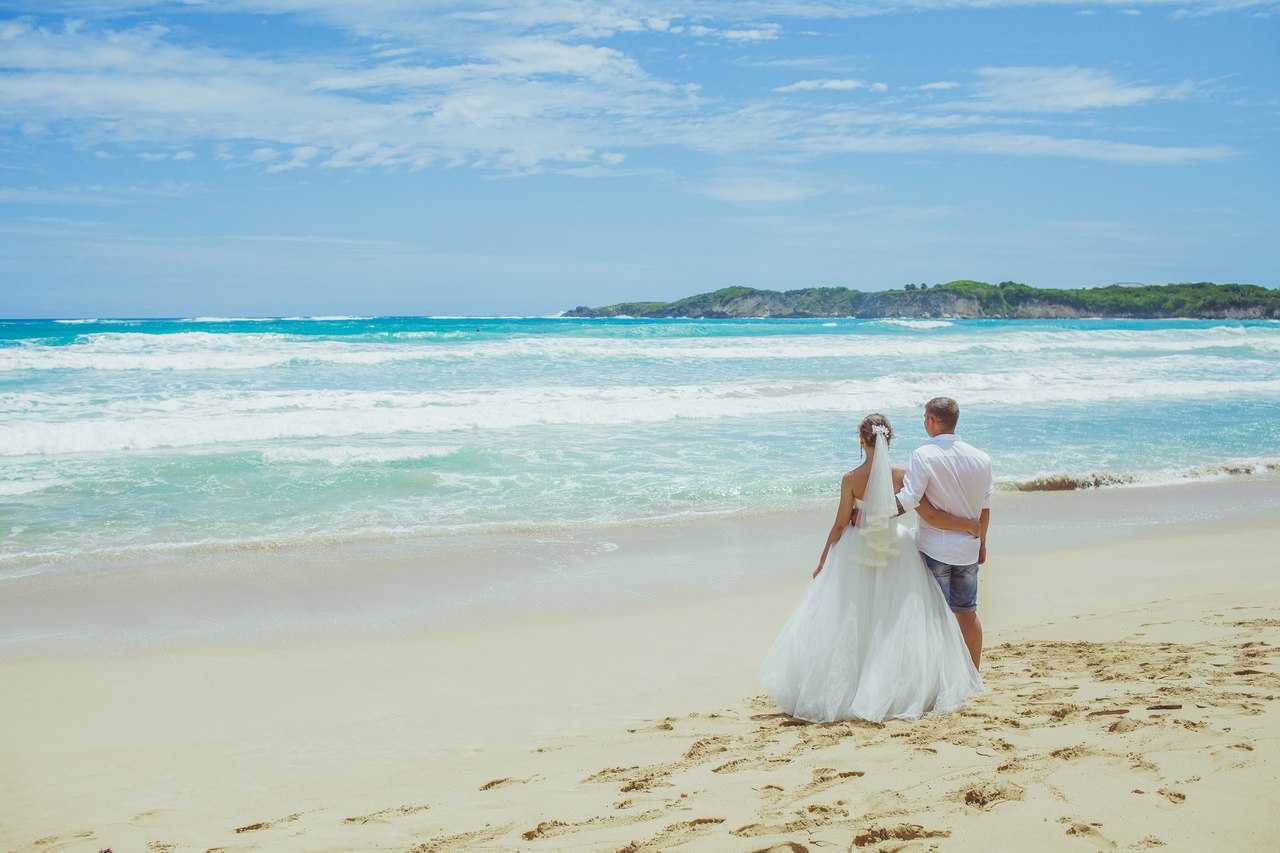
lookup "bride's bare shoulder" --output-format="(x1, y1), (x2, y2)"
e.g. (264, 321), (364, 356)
(843, 462), (872, 495)
(890, 465), (906, 491)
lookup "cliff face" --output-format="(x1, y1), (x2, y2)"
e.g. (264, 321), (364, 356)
(564, 281), (1280, 320)
(1014, 301), (1088, 319)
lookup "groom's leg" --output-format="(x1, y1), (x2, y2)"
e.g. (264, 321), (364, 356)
(950, 563), (983, 669)
(955, 612), (983, 670)
(921, 553), (951, 600)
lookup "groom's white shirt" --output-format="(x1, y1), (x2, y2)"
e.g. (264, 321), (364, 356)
(895, 433), (992, 565)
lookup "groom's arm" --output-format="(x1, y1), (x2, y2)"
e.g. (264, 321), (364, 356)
(978, 508), (990, 563)
(983, 461), (993, 560)
(895, 451), (929, 516)
(917, 498), (980, 537)
(978, 470), (993, 562)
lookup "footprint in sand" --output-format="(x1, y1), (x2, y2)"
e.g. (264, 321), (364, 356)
(407, 822), (512, 853)
(713, 754), (793, 774)
(851, 823), (951, 848)
(1016, 685), (1079, 701)
(1107, 716), (1145, 733)
(585, 763), (672, 793)
(1049, 744), (1094, 761)
(480, 775), (541, 791)
(959, 779), (1026, 810)
(794, 767), (865, 799)
(31, 831), (96, 851)
(343, 804), (431, 825)
(521, 808), (666, 841)
(683, 735), (733, 761)
(1060, 819), (1116, 849)
(628, 716), (678, 733)
(617, 817), (727, 853)
(234, 812), (304, 834)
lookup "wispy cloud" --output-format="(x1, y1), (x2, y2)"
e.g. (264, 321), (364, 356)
(0, 3), (1248, 191)
(966, 66), (1195, 112)
(0, 182), (197, 205)
(695, 171), (831, 204)
(774, 78), (882, 93)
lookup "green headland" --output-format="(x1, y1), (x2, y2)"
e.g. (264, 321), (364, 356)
(564, 281), (1279, 320)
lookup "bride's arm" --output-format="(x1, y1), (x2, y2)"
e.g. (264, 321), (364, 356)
(814, 471), (858, 577)
(916, 496), (981, 538)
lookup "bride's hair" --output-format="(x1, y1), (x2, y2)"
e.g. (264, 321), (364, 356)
(858, 413), (893, 447)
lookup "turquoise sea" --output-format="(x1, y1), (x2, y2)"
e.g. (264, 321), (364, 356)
(3, 316), (1279, 581)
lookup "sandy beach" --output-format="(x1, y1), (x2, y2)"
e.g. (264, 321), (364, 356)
(2, 480), (1279, 852)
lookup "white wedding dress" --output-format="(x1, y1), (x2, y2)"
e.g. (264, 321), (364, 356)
(760, 430), (983, 723)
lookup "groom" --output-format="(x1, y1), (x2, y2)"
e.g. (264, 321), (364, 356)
(895, 397), (992, 669)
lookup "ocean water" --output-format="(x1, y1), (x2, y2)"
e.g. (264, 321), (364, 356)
(3, 316), (1279, 580)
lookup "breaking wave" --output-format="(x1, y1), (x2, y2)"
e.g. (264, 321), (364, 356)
(1002, 460), (1280, 491)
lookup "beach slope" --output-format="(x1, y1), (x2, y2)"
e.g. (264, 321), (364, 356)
(2, 494), (1278, 852)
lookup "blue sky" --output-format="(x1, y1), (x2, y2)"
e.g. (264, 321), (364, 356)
(0, 1), (1276, 317)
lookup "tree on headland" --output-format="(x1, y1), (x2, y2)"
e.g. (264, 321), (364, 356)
(564, 281), (1279, 319)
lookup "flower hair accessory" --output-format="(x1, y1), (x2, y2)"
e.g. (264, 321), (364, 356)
(872, 424), (890, 437)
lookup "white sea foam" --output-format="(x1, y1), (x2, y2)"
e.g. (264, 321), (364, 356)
(875, 319), (954, 329)
(1002, 459), (1280, 491)
(260, 445), (463, 465)
(0, 479), (64, 496)
(280, 316), (373, 321)
(4, 324), (1278, 374)
(5, 369), (1280, 457)
(183, 316), (276, 323)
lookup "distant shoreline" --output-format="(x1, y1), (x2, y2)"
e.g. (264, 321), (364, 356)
(564, 280), (1280, 320)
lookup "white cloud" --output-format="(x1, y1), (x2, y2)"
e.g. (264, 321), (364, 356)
(775, 78), (868, 92)
(266, 146), (321, 173)
(684, 21), (782, 42)
(696, 172), (829, 204)
(0, 5), (1242, 183)
(0, 181), (197, 205)
(721, 24), (783, 42)
(0, 186), (128, 205)
(0, 15), (694, 175)
(967, 66), (1193, 112)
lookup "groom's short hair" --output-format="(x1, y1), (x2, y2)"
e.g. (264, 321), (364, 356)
(925, 397), (959, 432)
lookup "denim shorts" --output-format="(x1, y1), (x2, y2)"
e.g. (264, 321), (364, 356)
(921, 553), (979, 613)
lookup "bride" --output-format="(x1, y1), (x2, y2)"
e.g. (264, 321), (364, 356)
(760, 413), (983, 723)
